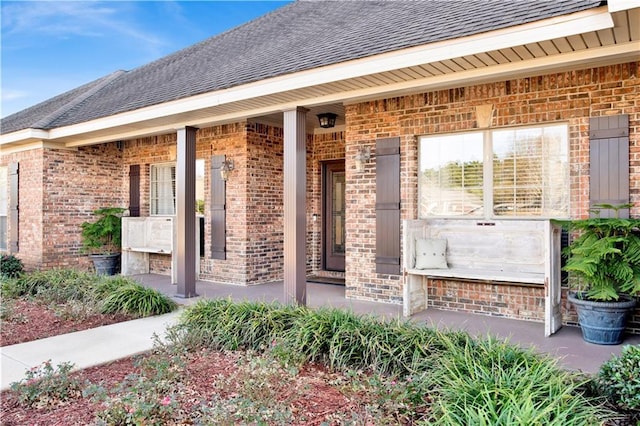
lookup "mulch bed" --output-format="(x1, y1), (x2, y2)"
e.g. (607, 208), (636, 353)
(0, 300), (383, 425)
(0, 299), (134, 347)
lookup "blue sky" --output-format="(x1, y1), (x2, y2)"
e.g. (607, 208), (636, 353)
(1, 1), (290, 118)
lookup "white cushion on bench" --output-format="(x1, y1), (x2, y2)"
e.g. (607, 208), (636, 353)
(415, 238), (448, 269)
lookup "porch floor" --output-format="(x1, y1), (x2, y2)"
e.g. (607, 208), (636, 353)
(135, 274), (640, 374)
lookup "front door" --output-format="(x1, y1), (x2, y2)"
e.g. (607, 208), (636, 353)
(323, 161), (346, 271)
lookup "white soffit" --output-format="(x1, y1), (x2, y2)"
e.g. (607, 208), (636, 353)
(608, 0), (640, 12)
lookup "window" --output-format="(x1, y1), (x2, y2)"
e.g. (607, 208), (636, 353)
(150, 164), (176, 215)
(0, 166), (6, 250)
(419, 123), (569, 219)
(150, 160), (205, 216)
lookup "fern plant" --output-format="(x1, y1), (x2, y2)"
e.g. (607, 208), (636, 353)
(560, 204), (640, 301)
(80, 207), (126, 255)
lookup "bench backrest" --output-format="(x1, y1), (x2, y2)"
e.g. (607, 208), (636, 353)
(122, 216), (174, 253)
(404, 219), (547, 274)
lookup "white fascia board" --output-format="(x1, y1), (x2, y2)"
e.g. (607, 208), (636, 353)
(59, 42), (638, 147)
(0, 141), (74, 155)
(46, 7), (612, 142)
(608, 0), (640, 12)
(0, 128), (49, 146)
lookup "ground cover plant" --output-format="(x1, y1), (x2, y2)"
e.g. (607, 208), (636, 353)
(169, 299), (612, 425)
(0, 269), (177, 346)
(1, 298), (627, 424)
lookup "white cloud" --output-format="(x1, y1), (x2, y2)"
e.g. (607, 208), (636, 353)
(0, 89), (28, 102)
(1, 1), (165, 49)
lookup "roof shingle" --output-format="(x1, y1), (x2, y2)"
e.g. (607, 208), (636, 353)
(0, 0), (603, 134)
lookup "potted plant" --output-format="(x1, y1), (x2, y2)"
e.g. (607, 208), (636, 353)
(560, 203), (640, 344)
(80, 207), (126, 276)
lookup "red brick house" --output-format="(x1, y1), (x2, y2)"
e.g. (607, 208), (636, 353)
(1, 0), (639, 334)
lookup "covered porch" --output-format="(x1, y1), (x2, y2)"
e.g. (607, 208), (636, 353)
(133, 273), (640, 374)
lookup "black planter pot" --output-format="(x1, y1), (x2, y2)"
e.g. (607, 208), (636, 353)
(568, 292), (636, 345)
(89, 253), (120, 276)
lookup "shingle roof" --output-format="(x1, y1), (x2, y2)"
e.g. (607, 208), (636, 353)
(0, 0), (603, 135)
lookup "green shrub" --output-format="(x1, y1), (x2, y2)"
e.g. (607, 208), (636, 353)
(176, 300), (461, 377)
(175, 299), (306, 351)
(0, 276), (21, 299)
(15, 268), (99, 302)
(598, 345), (640, 413)
(92, 275), (137, 299)
(10, 360), (82, 408)
(1, 254), (24, 278)
(101, 284), (177, 317)
(174, 301), (614, 425)
(427, 334), (610, 425)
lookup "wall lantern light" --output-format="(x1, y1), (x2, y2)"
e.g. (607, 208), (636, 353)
(220, 158), (234, 181)
(354, 146), (371, 173)
(317, 112), (337, 129)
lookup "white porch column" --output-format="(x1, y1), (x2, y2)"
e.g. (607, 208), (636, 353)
(283, 107), (308, 305)
(176, 126), (198, 298)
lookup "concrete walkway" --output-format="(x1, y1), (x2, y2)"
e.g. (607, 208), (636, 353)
(1, 311), (181, 391)
(2, 274), (639, 391)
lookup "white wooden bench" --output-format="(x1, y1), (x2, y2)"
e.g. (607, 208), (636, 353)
(402, 218), (563, 336)
(121, 217), (178, 283)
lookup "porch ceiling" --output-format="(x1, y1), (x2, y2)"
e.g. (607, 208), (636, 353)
(2, 6), (639, 150)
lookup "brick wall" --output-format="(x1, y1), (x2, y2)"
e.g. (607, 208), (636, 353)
(242, 123), (285, 284)
(1, 143), (124, 271)
(428, 280), (546, 322)
(196, 123), (250, 283)
(42, 145), (124, 270)
(345, 61), (640, 329)
(0, 148), (45, 270)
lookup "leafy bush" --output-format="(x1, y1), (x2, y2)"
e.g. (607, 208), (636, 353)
(427, 334), (609, 425)
(101, 284), (177, 317)
(598, 345), (640, 414)
(80, 207), (125, 255)
(92, 275), (135, 300)
(176, 299), (305, 351)
(1, 254), (24, 278)
(0, 276), (21, 299)
(172, 300), (613, 425)
(10, 360), (82, 408)
(559, 203), (640, 301)
(7, 269), (175, 320)
(14, 268), (99, 302)
(175, 299), (445, 376)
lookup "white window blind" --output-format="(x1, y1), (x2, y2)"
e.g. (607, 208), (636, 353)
(150, 164), (176, 215)
(419, 123), (569, 219)
(420, 132), (484, 217)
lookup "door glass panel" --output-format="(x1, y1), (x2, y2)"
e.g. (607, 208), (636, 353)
(332, 172), (346, 255)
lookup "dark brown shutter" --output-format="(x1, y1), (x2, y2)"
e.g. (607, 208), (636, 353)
(8, 163), (18, 253)
(129, 165), (141, 217)
(210, 155), (226, 260)
(375, 137), (401, 275)
(589, 115), (629, 218)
